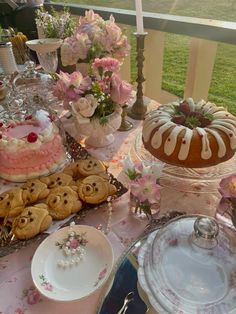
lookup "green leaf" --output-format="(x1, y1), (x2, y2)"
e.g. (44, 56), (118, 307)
(125, 168), (139, 180)
(185, 116), (200, 129)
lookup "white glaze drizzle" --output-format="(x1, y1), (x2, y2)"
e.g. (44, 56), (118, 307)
(150, 121), (175, 149)
(143, 111), (171, 142)
(210, 124), (236, 149)
(211, 120), (236, 131)
(196, 127), (212, 159)
(205, 128), (226, 158)
(164, 125), (186, 156)
(186, 98), (195, 111)
(143, 99), (236, 161)
(178, 128), (193, 160)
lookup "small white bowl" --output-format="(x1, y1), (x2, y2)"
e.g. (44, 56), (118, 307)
(31, 225), (114, 302)
(26, 38), (63, 54)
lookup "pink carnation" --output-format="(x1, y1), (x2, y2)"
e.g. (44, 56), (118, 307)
(92, 57), (120, 73)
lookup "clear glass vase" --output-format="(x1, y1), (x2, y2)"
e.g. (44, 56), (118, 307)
(129, 192), (160, 220)
(37, 51), (58, 73)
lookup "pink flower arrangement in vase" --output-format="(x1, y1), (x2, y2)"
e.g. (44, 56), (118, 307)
(60, 10), (130, 68)
(53, 57), (132, 147)
(53, 57), (132, 121)
(217, 174), (236, 228)
(125, 162), (161, 219)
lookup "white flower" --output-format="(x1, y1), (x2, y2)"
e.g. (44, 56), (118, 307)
(71, 94), (98, 118)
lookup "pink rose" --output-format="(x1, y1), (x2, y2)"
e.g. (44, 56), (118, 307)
(27, 288), (41, 305)
(42, 282), (53, 291)
(110, 73), (132, 105)
(69, 238), (79, 249)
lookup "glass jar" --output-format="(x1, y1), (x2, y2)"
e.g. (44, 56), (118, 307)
(129, 192), (160, 220)
(0, 42), (18, 75)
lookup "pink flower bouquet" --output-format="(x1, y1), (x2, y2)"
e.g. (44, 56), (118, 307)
(53, 57), (132, 125)
(125, 162), (161, 218)
(60, 10), (130, 67)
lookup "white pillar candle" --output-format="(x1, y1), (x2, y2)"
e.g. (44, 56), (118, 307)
(135, 0), (144, 34)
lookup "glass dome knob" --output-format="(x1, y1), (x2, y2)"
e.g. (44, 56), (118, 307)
(192, 216), (219, 249)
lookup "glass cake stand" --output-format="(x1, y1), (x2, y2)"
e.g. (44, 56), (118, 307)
(131, 132), (236, 216)
(132, 132), (236, 193)
(0, 90), (69, 182)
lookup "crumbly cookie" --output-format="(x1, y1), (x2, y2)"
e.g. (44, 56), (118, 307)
(13, 204), (52, 240)
(63, 158), (108, 180)
(40, 172), (74, 189)
(77, 175), (117, 204)
(0, 187), (30, 218)
(22, 179), (50, 205)
(76, 158), (108, 177)
(46, 186), (82, 220)
(63, 161), (84, 180)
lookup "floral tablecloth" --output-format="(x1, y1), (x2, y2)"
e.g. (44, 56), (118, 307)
(0, 99), (224, 314)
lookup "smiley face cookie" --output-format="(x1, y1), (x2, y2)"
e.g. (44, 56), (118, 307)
(77, 175), (117, 204)
(22, 179), (50, 205)
(76, 158), (108, 177)
(0, 187), (30, 218)
(63, 161), (84, 180)
(46, 186), (82, 220)
(13, 204), (52, 240)
(40, 172), (74, 189)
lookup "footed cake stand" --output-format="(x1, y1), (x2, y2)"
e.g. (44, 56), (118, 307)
(131, 132), (236, 217)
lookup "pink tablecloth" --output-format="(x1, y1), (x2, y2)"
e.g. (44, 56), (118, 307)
(0, 100), (224, 314)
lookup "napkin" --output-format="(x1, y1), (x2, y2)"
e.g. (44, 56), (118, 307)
(99, 256), (147, 314)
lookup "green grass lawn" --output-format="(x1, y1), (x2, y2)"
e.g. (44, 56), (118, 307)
(55, 0), (236, 112)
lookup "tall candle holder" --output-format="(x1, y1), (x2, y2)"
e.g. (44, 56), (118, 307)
(127, 32), (148, 120)
(118, 105), (133, 131)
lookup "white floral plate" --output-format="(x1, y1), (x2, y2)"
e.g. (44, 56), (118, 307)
(31, 225), (114, 302)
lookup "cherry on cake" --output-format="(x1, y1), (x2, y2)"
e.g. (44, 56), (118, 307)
(0, 110), (66, 181)
(142, 98), (236, 168)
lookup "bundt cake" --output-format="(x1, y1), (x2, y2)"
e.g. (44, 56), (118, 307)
(142, 98), (236, 168)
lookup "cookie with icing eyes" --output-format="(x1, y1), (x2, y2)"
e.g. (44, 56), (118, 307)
(63, 161), (85, 180)
(22, 179), (50, 205)
(13, 204), (52, 240)
(46, 186), (82, 220)
(40, 172), (75, 189)
(77, 175), (117, 204)
(0, 187), (30, 218)
(76, 158), (108, 177)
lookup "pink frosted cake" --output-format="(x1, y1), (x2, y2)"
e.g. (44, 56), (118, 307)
(0, 110), (66, 181)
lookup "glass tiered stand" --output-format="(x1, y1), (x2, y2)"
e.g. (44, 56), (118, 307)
(131, 132), (236, 225)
